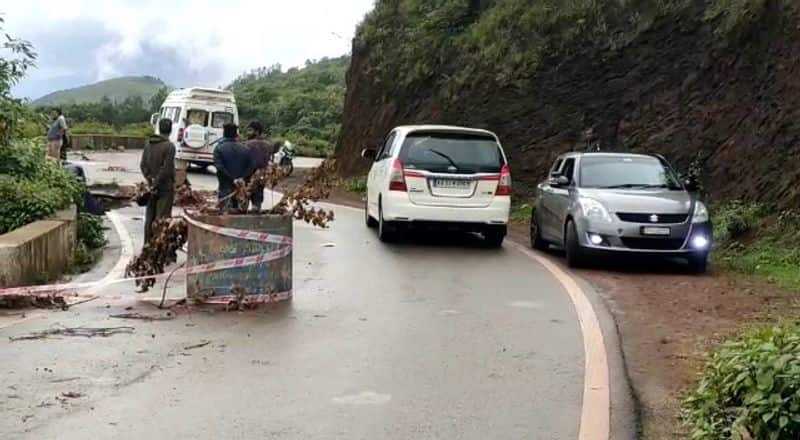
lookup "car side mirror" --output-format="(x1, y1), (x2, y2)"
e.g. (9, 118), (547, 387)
(361, 148), (377, 160)
(684, 178), (699, 192)
(549, 175), (570, 188)
(150, 113), (159, 125)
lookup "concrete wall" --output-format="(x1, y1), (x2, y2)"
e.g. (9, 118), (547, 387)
(72, 135), (147, 150)
(0, 206), (77, 287)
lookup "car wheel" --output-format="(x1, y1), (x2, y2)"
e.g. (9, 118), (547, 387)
(378, 202), (396, 243)
(530, 211), (549, 251)
(365, 196), (378, 228)
(688, 254), (708, 274)
(565, 220), (585, 268)
(484, 228), (505, 248)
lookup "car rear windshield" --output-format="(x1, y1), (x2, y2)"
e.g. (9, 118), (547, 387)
(211, 112), (234, 128)
(398, 132), (504, 174)
(579, 155), (683, 189)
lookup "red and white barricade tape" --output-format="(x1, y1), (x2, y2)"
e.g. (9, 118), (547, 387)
(0, 216), (292, 299)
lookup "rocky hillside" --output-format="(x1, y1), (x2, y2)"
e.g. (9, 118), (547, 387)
(337, 0), (800, 208)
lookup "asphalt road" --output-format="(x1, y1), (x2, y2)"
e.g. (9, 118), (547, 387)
(0, 151), (631, 439)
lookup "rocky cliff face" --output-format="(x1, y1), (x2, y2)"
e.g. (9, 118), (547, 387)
(337, 1), (800, 208)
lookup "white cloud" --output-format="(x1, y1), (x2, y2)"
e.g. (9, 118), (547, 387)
(2, 0), (374, 98)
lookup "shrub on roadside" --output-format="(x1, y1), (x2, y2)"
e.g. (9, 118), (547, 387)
(0, 140), (81, 234)
(683, 325), (800, 440)
(69, 121), (116, 135)
(343, 176), (367, 194)
(77, 213), (106, 249)
(713, 201), (767, 244)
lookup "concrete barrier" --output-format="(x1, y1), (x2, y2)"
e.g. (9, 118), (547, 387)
(0, 206), (77, 287)
(72, 135), (147, 150)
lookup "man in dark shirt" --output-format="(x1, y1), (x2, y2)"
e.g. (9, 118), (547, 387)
(140, 118), (176, 243)
(213, 123), (253, 212)
(244, 120), (276, 212)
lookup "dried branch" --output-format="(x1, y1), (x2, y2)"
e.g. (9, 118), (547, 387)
(125, 217), (188, 291)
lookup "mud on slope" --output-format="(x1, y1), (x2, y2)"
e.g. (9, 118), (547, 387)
(337, 1), (800, 209)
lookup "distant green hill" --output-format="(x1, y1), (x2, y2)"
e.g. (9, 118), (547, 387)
(230, 56), (349, 155)
(33, 76), (168, 106)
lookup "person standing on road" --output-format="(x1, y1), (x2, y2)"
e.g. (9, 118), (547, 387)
(213, 123), (253, 212)
(244, 120), (276, 212)
(140, 118), (176, 244)
(46, 108), (68, 161)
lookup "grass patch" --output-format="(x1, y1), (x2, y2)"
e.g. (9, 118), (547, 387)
(510, 201), (533, 223)
(343, 176), (367, 195)
(712, 201), (800, 289)
(70, 213), (107, 274)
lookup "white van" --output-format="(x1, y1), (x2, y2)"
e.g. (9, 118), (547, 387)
(150, 87), (239, 167)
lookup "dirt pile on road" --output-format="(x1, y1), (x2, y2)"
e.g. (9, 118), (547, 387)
(337, 1), (800, 208)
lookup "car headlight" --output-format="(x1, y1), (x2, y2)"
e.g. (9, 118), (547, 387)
(578, 197), (612, 222)
(692, 201), (709, 223)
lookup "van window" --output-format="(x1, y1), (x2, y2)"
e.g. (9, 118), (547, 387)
(171, 107), (180, 123)
(186, 109), (209, 127)
(211, 112), (234, 129)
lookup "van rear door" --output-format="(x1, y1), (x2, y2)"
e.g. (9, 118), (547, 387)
(400, 131), (506, 208)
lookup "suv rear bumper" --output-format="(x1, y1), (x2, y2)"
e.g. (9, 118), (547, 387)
(382, 191), (510, 225)
(177, 149), (214, 164)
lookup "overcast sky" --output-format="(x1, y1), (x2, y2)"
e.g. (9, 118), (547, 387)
(2, 0), (374, 99)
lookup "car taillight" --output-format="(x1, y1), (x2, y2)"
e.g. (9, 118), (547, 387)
(388, 159), (407, 192)
(496, 164), (512, 196)
(177, 127), (185, 142)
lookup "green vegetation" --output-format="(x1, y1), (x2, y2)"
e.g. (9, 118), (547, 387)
(0, 22), (83, 235)
(33, 76), (167, 106)
(69, 121), (153, 138)
(712, 201), (800, 289)
(229, 56), (348, 156)
(0, 140), (81, 234)
(683, 324), (800, 439)
(356, 0), (784, 92)
(343, 176), (367, 194)
(510, 202), (533, 223)
(72, 213), (107, 272)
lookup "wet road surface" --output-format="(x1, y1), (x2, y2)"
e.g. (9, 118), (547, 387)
(0, 151), (602, 439)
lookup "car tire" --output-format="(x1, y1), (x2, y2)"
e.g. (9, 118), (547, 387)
(484, 229), (505, 248)
(688, 254), (708, 274)
(565, 220), (585, 268)
(530, 212), (549, 251)
(365, 197), (378, 228)
(378, 202), (397, 243)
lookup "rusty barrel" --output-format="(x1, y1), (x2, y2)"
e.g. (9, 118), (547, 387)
(186, 213), (293, 302)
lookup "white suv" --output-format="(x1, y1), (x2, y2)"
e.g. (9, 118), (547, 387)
(362, 125), (511, 246)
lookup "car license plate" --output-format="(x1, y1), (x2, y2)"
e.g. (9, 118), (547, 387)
(432, 179), (471, 189)
(642, 226), (671, 236)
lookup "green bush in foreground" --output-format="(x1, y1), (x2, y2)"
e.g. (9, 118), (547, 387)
(0, 140), (81, 234)
(713, 201), (768, 244)
(683, 325), (800, 439)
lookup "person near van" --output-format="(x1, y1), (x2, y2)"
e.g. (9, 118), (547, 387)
(214, 123), (253, 212)
(46, 108), (68, 161)
(140, 118), (176, 244)
(244, 120), (276, 212)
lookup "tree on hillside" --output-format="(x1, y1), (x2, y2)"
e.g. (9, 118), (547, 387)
(0, 16), (37, 143)
(149, 86), (169, 113)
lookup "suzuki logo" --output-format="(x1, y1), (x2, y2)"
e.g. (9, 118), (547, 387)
(650, 214), (660, 223)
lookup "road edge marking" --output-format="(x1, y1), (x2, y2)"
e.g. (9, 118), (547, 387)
(324, 200), (610, 439)
(509, 241), (610, 440)
(85, 211), (134, 294)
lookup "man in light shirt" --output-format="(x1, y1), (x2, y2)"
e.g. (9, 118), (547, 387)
(46, 108), (68, 161)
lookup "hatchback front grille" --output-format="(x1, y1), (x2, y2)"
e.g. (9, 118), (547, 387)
(616, 213), (689, 224)
(620, 237), (686, 250)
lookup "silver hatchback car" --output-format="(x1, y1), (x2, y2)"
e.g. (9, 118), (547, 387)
(530, 152), (713, 273)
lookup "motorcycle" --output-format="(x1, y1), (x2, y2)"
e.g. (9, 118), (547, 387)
(272, 141), (295, 176)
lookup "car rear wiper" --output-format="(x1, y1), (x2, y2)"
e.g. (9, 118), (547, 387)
(427, 149), (460, 172)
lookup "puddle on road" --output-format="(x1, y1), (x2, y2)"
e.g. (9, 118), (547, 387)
(332, 391), (391, 405)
